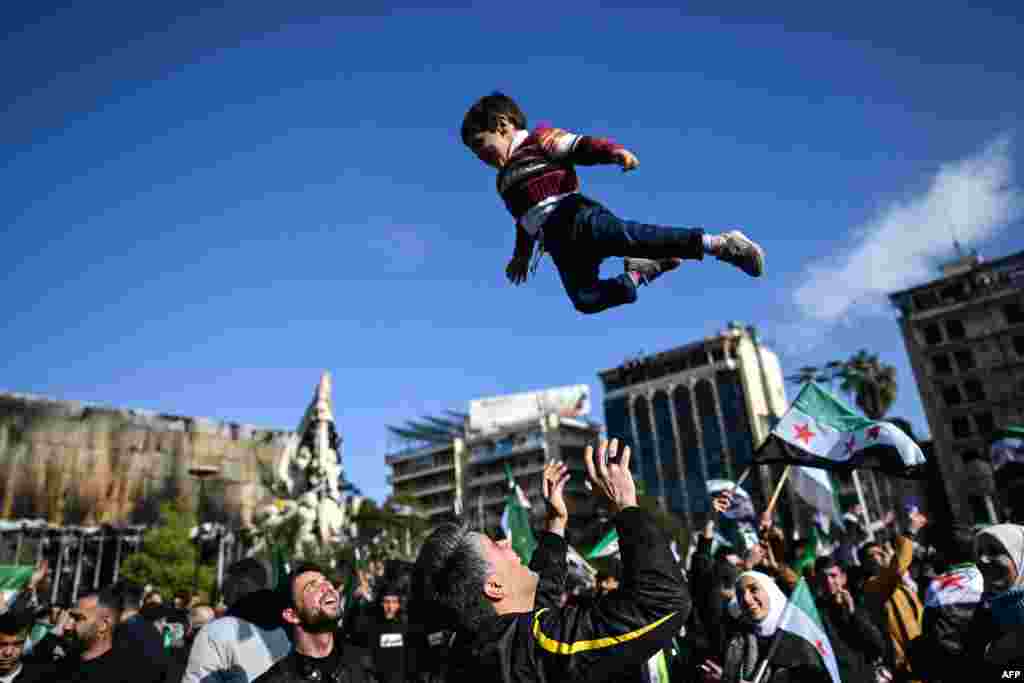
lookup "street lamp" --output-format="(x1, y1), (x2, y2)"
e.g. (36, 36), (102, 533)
(189, 465), (220, 595)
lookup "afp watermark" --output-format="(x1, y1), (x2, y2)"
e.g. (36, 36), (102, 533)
(1002, 672), (1023, 680)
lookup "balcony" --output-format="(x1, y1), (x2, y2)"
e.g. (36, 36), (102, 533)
(389, 461), (455, 484)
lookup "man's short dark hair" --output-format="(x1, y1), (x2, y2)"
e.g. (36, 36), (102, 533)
(858, 541), (882, 566)
(278, 561), (330, 612)
(460, 92), (528, 146)
(815, 556), (845, 576)
(79, 586), (122, 615)
(411, 521), (495, 633)
(114, 580), (145, 611)
(0, 611), (31, 637)
(222, 557), (270, 608)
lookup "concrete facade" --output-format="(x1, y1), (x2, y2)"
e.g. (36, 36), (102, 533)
(889, 250), (1024, 524)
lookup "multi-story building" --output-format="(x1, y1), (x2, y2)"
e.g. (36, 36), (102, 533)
(386, 387), (603, 540)
(597, 323), (788, 530)
(889, 249), (1024, 524)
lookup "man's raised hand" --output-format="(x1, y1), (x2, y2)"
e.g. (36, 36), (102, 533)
(584, 438), (637, 514)
(542, 460), (570, 535)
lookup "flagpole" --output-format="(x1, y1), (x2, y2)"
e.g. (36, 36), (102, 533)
(765, 465), (792, 517)
(851, 470), (875, 542)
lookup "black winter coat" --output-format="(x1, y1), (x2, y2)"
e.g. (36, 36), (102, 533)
(446, 507), (691, 683)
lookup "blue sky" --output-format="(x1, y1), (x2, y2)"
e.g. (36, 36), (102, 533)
(3, 2), (1022, 503)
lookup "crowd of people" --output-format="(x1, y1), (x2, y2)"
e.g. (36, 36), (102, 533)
(0, 438), (1021, 682)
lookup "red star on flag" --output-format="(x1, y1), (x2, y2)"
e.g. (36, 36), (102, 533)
(815, 640), (827, 657)
(936, 573), (965, 590)
(867, 425), (881, 441)
(793, 423), (815, 445)
(844, 434), (856, 455)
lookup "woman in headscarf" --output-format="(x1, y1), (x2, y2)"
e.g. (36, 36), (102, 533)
(700, 571), (830, 683)
(967, 524), (1024, 671)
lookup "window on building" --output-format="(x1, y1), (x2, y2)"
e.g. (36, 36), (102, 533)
(954, 349), (976, 371)
(941, 384), (963, 406)
(633, 396), (662, 499)
(711, 348), (725, 363)
(653, 391), (686, 514)
(1004, 302), (1024, 325)
(952, 416), (971, 439)
(974, 412), (995, 435)
(913, 290), (939, 311)
(1014, 335), (1024, 357)
(940, 282), (968, 304)
(696, 380), (725, 483)
(604, 396), (632, 454)
(945, 319), (967, 341)
(963, 379), (986, 402)
(673, 386), (708, 514)
(923, 323), (943, 346)
(717, 370), (753, 475)
(931, 354), (953, 375)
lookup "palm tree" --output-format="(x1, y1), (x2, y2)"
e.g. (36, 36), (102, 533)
(839, 350), (898, 420)
(785, 365), (829, 387)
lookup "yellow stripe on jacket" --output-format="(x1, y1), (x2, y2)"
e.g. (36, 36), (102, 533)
(531, 608), (678, 655)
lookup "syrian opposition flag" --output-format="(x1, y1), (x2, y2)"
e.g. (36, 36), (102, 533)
(773, 578), (841, 683)
(706, 479), (756, 520)
(586, 528), (620, 559)
(924, 563), (984, 610)
(790, 466), (844, 529)
(755, 383), (927, 478)
(0, 566), (33, 609)
(501, 463), (537, 564)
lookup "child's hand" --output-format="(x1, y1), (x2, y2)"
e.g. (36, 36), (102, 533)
(614, 148), (639, 172)
(506, 257), (529, 285)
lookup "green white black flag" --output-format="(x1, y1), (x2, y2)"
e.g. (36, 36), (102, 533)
(755, 383), (927, 478)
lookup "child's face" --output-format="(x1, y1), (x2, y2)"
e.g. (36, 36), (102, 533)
(466, 115), (516, 169)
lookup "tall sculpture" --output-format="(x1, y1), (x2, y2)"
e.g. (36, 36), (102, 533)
(253, 372), (349, 558)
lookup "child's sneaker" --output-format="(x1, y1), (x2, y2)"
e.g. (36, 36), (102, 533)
(624, 257), (682, 286)
(715, 231), (764, 277)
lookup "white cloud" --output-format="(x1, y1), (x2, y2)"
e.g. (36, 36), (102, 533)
(792, 134), (1021, 325)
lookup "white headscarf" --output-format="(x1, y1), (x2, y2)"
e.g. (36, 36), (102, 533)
(977, 524), (1024, 590)
(729, 570), (788, 637)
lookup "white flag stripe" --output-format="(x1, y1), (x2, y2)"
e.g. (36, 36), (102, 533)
(775, 409), (842, 454)
(791, 466), (841, 525)
(780, 601), (841, 683)
(775, 408), (925, 466)
(925, 565), (984, 608)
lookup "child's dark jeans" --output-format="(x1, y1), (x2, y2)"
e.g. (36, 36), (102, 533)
(540, 195), (705, 314)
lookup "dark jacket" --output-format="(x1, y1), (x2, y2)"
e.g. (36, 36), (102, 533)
(350, 608), (410, 683)
(722, 629), (832, 683)
(446, 507), (691, 683)
(816, 595), (886, 683)
(5, 657), (59, 683)
(114, 613), (169, 683)
(907, 563), (982, 683)
(253, 636), (375, 683)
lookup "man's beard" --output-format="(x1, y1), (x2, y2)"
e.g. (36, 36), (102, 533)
(299, 607), (338, 633)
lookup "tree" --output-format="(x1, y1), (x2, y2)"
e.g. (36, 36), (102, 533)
(839, 349), (897, 420)
(119, 501), (216, 598)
